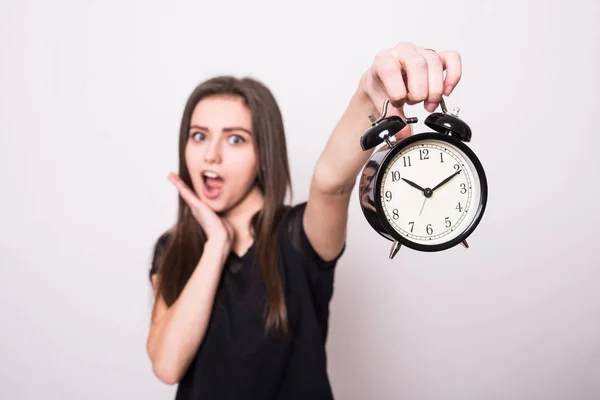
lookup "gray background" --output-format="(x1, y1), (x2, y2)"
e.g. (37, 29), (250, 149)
(1, 0), (598, 399)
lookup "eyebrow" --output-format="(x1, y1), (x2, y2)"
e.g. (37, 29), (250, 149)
(190, 125), (252, 135)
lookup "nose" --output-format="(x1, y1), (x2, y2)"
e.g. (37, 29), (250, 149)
(203, 139), (222, 164)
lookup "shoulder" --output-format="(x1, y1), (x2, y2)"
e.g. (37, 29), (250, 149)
(279, 202), (307, 235)
(278, 201), (313, 248)
(149, 226), (175, 279)
(154, 229), (173, 251)
(278, 202), (344, 271)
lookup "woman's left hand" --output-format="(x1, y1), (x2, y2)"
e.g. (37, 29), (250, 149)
(359, 42), (463, 122)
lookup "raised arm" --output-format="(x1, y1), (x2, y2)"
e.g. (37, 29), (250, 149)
(147, 173), (235, 384)
(147, 242), (229, 385)
(304, 42), (462, 261)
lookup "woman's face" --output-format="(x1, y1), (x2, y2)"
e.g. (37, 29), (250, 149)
(360, 166), (376, 190)
(185, 95), (261, 214)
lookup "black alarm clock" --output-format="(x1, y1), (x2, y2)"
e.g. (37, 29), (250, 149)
(358, 97), (488, 258)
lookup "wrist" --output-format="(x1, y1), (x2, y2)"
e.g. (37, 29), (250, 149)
(203, 239), (231, 263)
(351, 85), (377, 118)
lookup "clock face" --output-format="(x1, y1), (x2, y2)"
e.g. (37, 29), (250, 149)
(379, 138), (483, 246)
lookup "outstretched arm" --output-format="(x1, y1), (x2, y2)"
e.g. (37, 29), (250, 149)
(304, 42), (462, 261)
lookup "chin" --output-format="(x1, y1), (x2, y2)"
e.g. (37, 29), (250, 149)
(200, 192), (243, 216)
(198, 195), (228, 213)
(194, 180), (259, 217)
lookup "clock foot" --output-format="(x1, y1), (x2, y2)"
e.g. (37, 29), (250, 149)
(461, 240), (469, 249)
(389, 241), (402, 259)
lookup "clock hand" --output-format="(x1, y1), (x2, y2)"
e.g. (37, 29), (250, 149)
(431, 169), (461, 193)
(419, 197), (427, 216)
(401, 177), (426, 193)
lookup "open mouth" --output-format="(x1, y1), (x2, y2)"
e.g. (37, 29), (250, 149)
(202, 171), (224, 199)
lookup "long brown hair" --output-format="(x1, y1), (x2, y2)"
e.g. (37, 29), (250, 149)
(155, 76), (292, 335)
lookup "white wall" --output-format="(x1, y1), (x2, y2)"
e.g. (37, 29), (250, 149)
(1, 0), (599, 399)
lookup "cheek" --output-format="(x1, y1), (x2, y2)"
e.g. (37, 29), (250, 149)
(229, 151), (257, 184)
(185, 142), (205, 167)
(184, 142), (195, 168)
(185, 143), (203, 184)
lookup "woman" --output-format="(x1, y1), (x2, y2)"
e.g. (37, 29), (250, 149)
(147, 42), (462, 399)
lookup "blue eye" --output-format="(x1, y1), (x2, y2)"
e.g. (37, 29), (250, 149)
(229, 135), (245, 144)
(191, 132), (205, 141)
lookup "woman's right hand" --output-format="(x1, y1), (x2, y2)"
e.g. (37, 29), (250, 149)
(168, 172), (234, 253)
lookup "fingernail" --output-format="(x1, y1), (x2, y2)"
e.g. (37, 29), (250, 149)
(444, 85), (453, 96)
(425, 102), (437, 112)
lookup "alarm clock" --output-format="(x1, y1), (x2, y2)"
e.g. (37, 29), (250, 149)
(358, 97), (488, 258)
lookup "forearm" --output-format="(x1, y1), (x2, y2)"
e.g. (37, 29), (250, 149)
(302, 88), (381, 260)
(148, 242), (227, 384)
(312, 87), (379, 195)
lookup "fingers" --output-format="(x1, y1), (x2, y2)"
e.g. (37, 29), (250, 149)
(168, 172), (200, 209)
(437, 50), (462, 96)
(365, 43), (463, 115)
(372, 51), (407, 109)
(388, 43), (429, 106)
(417, 48), (444, 112)
(394, 45), (429, 105)
(167, 172), (230, 242)
(374, 44), (429, 108)
(364, 69), (396, 116)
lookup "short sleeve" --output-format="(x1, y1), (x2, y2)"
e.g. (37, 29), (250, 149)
(149, 231), (171, 280)
(282, 202), (345, 272)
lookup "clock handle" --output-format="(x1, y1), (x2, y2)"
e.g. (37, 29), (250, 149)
(369, 98), (392, 124)
(370, 96), (448, 122)
(439, 97), (448, 113)
(369, 98), (418, 125)
(360, 98), (418, 151)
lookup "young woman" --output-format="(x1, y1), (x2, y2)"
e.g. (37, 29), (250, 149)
(147, 42), (462, 399)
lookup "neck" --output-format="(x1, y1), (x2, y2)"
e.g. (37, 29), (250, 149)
(222, 185), (264, 255)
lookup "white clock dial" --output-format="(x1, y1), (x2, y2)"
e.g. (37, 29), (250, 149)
(380, 139), (482, 245)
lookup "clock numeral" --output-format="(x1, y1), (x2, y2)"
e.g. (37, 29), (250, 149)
(403, 156), (412, 167)
(453, 163), (461, 172)
(426, 224), (433, 235)
(391, 171), (401, 182)
(445, 217), (451, 228)
(456, 202), (463, 213)
(419, 149), (429, 160)
(408, 221), (414, 232)
(385, 191), (392, 202)
(440, 152), (444, 163)
(460, 183), (467, 194)
(392, 209), (399, 220)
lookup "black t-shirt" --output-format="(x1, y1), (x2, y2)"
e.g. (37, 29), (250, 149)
(149, 202), (344, 399)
